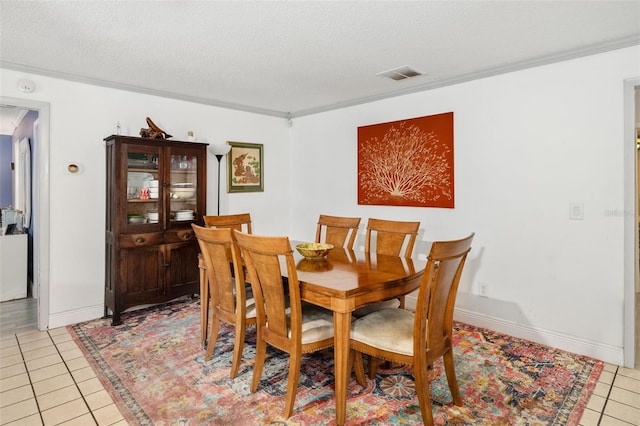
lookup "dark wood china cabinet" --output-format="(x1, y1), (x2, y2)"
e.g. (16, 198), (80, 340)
(104, 135), (207, 325)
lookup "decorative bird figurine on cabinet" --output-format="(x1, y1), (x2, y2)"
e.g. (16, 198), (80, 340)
(140, 117), (172, 139)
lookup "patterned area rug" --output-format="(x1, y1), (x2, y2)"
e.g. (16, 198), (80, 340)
(69, 299), (603, 425)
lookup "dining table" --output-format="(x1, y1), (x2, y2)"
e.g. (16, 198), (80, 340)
(286, 244), (426, 425)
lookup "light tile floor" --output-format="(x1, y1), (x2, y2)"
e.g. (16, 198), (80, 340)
(0, 298), (639, 425)
(1, 326), (126, 425)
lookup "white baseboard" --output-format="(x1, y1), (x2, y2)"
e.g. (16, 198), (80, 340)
(453, 308), (623, 366)
(405, 294), (623, 366)
(48, 304), (104, 329)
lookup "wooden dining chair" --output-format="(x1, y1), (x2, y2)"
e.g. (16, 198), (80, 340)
(192, 225), (257, 378)
(315, 214), (361, 249)
(361, 217), (420, 377)
(364, 217), (420, 259)
(204, 212), (252, 233)
(356, 217), (420, 316)
(198, 213), (253, 346)
(350, 233), (475, 426)
(234, 230), (335, 418)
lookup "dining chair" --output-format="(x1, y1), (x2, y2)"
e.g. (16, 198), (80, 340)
(364, 217), (420, 259)
(234, 230), (335, 418)
(356, 217), (420, 317)
(199, 213), (253, 346)
(192, 224), (257, 378)
(315, 214), (361, 249)
(358, 218), (422, 376)
(204, 212), (252, 233)
(360, 218), (420, 379)
(360, 217), (420, 308)
(350, 233), (475, 426)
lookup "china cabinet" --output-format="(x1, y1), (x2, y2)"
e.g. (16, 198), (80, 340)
(104, 135), (207, 325)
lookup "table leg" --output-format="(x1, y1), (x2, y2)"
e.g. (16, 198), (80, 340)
(334, 310), (351, 426)
(198, 255), (209, 348)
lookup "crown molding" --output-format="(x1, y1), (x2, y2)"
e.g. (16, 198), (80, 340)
(2, 35), (638, 120)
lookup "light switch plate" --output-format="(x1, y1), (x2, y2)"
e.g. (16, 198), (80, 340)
(570, 202), (584, 220)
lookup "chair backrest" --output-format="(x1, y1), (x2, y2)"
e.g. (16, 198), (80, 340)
(414, 233), (474, 359)
(192, 224), (246, 322)
(234, 231), (303, 343)
(315, 214), (361, 249)
(364, 218), (420, 258)
(204, 213), (252, 234)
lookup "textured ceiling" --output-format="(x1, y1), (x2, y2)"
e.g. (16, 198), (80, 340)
(1, 1), (639, 119)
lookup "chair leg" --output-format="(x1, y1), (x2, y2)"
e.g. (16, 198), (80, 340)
(205, 315), (220, 362)
(368, 356), (379, 379)
(230, 325), (245, 379)
(200, 269), (209, 348)
(352, 351), (367, 386)
(398, 295), (405, 309)
(251, 337), (267, 393)
(413, 359), (435, 426)
(443, 349), (462, 406)
(284, 352), (302, 418)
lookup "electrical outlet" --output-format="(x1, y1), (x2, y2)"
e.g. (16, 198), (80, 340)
(479, 283), (488, 297)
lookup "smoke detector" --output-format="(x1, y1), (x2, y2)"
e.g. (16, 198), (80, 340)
(17, 78), (36, 93)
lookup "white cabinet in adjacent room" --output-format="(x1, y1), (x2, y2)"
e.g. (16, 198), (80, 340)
(0, 233), (27, 301)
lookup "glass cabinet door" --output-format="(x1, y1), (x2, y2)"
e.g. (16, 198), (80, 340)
(167, 147), (200, 224)
(125, 146), (162, 227)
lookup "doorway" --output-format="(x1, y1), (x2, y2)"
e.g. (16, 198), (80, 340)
(635, 86), (640, 368)
(0, 96), (50, 331)
(623, 80), (640, 369)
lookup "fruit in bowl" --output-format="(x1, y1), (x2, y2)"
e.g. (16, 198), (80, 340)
(295, 242), (334, 260)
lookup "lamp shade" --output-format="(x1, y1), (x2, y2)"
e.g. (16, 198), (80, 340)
(209, 143), (231, 156)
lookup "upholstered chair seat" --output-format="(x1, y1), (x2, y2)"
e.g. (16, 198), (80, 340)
(291, 305), (334, 343)
(351, 308), (414, 355)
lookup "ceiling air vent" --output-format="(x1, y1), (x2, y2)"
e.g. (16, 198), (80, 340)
(377, 65), (424, 81)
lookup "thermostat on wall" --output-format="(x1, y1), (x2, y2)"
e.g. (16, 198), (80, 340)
(66, 163), (84, 174)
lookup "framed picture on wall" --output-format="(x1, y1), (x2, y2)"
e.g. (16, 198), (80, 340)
(227, 141), (264, 193)
(357, 112), (454, 208)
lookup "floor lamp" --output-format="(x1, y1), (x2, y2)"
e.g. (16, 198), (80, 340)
(209, 144), (231, 216)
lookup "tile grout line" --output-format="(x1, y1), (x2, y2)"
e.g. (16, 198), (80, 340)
(596, 365), (616, 426)
(15, 333), (45, 425)
(47, 329), (101, 425)
(10, 329), (100, 425)
(595, 365), (636, 426)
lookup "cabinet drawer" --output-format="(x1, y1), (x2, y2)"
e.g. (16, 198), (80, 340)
(165, 229), (196, 244)
(119, 232), (164, 248)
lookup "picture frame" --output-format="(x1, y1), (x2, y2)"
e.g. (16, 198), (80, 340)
(358, 112), (454, 208)
(227, 141), (264, 193)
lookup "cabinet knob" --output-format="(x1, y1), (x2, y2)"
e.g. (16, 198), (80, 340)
(135, 238), (145, 244)
(181, 233), (192, 240)
(162, 263), (170, 268)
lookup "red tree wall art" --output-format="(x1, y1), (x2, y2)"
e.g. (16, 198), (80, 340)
(358, 112), (454, 208)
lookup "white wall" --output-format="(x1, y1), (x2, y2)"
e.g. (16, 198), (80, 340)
(0, 69), (290, 326)
(2, 45), (638, 364)
(289, 46), (640, 364)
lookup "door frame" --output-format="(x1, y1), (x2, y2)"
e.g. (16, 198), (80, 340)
(623, 78), (639, 368)
(1, 96), (50, 331)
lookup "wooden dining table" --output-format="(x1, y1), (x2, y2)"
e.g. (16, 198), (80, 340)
(198, 242), (425, 424)
(286, 245), (426, 425)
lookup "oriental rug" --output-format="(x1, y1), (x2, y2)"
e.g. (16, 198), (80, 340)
(69, 299), (603, 425)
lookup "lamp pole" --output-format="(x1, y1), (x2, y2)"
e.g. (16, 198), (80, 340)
(215, 154), (223, 216)
(209, 144), (231, 216)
